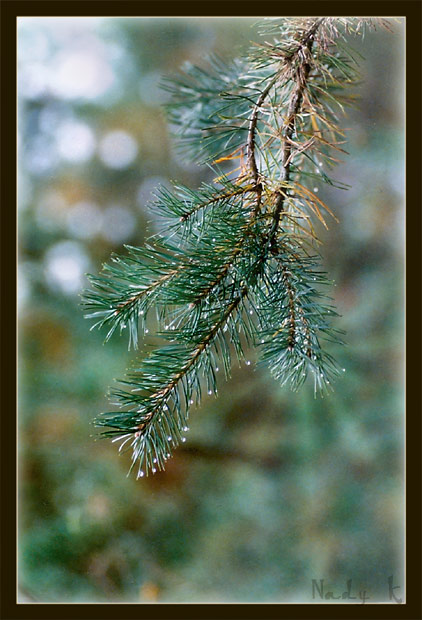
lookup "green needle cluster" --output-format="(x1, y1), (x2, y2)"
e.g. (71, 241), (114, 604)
(82, 17), (385, 478)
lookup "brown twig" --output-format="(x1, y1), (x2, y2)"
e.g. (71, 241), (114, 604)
(269, 18), (325, 251)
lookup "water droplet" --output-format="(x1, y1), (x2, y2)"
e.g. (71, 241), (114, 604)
(145, 328), (149, 334)
(342, 368), (346, 372)
(313, 187), (319, 193)
(249, 310), (253, 315)
(215, 367), (219, 372)
(152, 467), (157, 473)
(208, 390), (212, 395)
(153, 458), (157, 463)
(166, 453), (170, 458)
(212, 238), (216, 242)
(261, 339), (265, 344)
(246, 361), (251, 366)
(164, 325), (169, 330)
(167, 436), (172, 441)
(189, 399), (194, 405)
(138, 471), (144, 478)
(140, 310), (144, 315)
(318, 161), (323, 167)
(183, 426), (189, 432)
(181, 437), (186, 442)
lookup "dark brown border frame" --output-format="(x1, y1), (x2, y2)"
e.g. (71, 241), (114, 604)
(2, 2), (420, 619)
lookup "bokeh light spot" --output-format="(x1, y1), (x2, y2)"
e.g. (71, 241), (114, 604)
(98, 130), (138, 169)
(56, 120), (96, 163)
(44, 241), (90, 295)
(50, 50), (115, 100)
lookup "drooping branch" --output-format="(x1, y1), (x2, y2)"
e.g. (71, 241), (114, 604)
(82, 17), (386, 477)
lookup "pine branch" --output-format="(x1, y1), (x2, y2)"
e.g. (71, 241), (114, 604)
(84, 198), (258, 348)
(82, 17), (391, 477)
(100, 287), (250, 479)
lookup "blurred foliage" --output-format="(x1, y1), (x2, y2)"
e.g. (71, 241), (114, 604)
(18, 17), (404, 603)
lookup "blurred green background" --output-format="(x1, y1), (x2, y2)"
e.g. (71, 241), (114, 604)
(18, 17), (405, 603)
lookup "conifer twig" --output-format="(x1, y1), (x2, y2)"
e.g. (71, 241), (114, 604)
(82, 17), (391, 476)
(270, 19), (324, 251)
